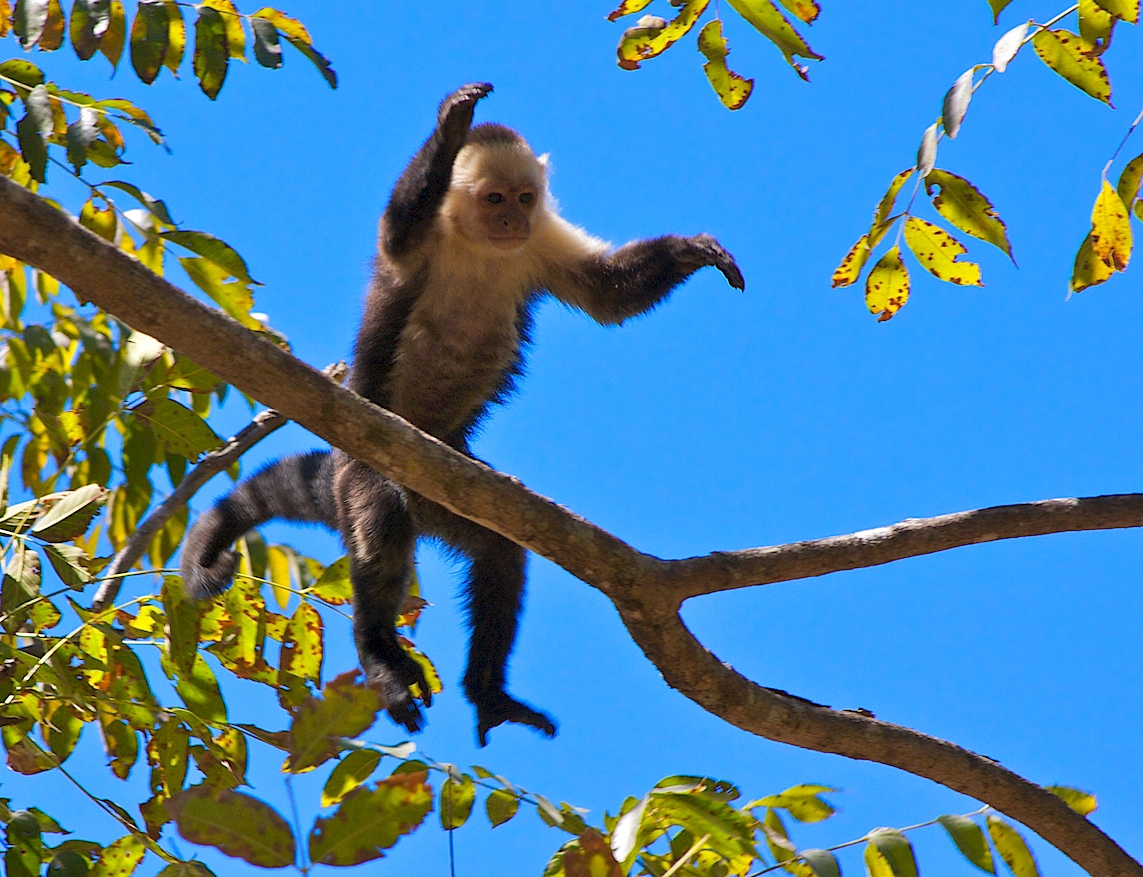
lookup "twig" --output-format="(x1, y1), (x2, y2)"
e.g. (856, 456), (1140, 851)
(91, 362), (345, 611)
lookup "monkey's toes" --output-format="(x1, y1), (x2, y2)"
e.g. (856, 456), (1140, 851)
(386, 696), (425, 734)
(475, 693), (558, 747)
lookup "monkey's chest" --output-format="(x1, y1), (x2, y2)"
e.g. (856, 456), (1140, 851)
(384, 288), (524, 439)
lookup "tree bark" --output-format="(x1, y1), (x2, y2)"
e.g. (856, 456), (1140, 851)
(0, 176), (1138, 877)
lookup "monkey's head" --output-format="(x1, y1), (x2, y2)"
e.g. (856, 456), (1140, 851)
(444, 123), (549, 253)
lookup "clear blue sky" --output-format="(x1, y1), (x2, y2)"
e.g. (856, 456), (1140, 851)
(5, 2), (1143, 875)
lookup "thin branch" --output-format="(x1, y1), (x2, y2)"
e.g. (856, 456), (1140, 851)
(90, 362), (347, 611)
(0, 174), (1139, 877)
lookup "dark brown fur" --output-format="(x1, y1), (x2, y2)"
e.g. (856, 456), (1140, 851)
(181, 83), (744, 745)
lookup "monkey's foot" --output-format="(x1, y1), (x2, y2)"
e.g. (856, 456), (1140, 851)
(686, 233), (745, 291)
(364, 655), (431, 734)
(474, 691), (557, 747)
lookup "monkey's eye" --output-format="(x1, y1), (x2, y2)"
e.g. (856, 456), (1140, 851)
(519, 192), (535, 205)
(485, 192), (505, 205)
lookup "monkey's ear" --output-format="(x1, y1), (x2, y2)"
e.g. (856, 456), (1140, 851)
(537, 153), (551, 170)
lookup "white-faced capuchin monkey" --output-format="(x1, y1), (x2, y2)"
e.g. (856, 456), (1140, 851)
(181, 82), (745, 746)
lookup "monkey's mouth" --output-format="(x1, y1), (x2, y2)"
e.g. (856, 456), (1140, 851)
(487, 236), (529, 250)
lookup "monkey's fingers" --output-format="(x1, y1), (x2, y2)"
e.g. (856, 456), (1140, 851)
(438, 82), (494, 129)
(386, 698), (425, 734)
(687, 234), (744, 290)
(475, 692), (557, 747)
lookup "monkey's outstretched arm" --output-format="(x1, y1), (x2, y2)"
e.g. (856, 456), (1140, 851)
(380, 82), (493, 258)
(548, 233), (745, 325)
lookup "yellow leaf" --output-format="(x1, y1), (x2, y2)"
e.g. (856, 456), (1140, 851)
(201, 0), (246, 61)
(1116, 152), (1143, 207)
(1070, 234), (1114, 293)
(926, 169), (1013, 259)
(616, 0), (709, 69)
(1031, 29), (1111, 104)
(865, 246), (910, 321)
(606, 0), (654, 20)
(831, 234), (872, 288)
(726, 0), (822, 78)
(903, 217), (983, 286)
(874, 168), (914, 229)
(1090, 178), (1132, 270)
(163, 0), (186, 73)
(697, 19), (754, 110)
(1093, 0), (1139, 23)
(1079, 0), (1115, 49)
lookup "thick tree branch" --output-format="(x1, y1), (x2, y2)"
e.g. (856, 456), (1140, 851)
(0, 176), (1138, 877)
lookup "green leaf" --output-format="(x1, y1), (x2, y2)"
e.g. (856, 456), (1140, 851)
(16, 85), (52, 183)
(31, 484), (108, 542)
(616, 0), (709, 70)
(938, 814), (995, 873)
(47, 849), (90, 877)
(129, 0), (169, 84)
(69, 0), (112, 61)
(192, 6), (228, 99)
(66, 107), (100, 171)
(1093, 0), (1139, 23)
(439, 774), (476, 830)
(986, 816), (1039, 877)
(0, 59), (46, 89)
(697, 19), (754, 110)
(100, 0), (126, 68)
(486, 789), (519, 828)
(865, 828), (918, 877)
(308, 774), (433, 866)
(725, 0), (822, 77)
(251, 8), (337, 87)
(162, 0), (185, 73)
(13, 0), (50, 49)
(322, 749), (382, 808)
(1090, 178), (1132, 271)
(310, 555), (351, 604)
(167, 786), (295, 869)
(864, 245), (910, 321)
(988, 0), (1016, 23)
(250, 16), (281, 68)
(131, 397), (223, 461)
(279, 600), (324, 686)
(1116, 153), (1143, 207)
(1031, 29), (1111, 104)
(89, 834), (145, 877)
(747, 784), (835, 822)
(101, 180), (174, 226)
(903, 217), (983, 286)
(39, 0), (65, 50)
(287, 670), (382, 772)
(1045, 785), (1097, 816)
(163, 230), (256, 284)
(200, 0), (243, 60)
(44, 544), (93, 589)
(173, 653), (227, 724)
(801, 849), (841, 877)
(925, 168), (1013, 259)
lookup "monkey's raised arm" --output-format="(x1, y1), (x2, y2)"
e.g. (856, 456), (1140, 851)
(545, 230), (745, 325)
(380, 82), (493, 258)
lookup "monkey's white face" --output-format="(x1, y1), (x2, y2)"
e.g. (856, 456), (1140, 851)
(459, 177), (540, 251)
(447, 142), (548, 253)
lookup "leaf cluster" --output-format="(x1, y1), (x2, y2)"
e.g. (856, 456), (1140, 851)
(608, 0), (822, 110)
(2, 1), (336, 99)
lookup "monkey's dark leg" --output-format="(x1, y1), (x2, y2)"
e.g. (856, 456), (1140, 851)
(333, 456), (428, 733)
(412, 495), (556, 747)
(380, 82), (493, 258)
(553, 234), (745, 324)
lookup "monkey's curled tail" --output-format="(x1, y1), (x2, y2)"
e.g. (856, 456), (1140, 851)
(181, 450), (339, 599)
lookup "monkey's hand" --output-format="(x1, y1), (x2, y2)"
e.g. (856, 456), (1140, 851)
(475, 692), (557, 748)
(437, 82), (494, 143)
(682, 234), (746, 291)
(366, 653), (432, 734)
